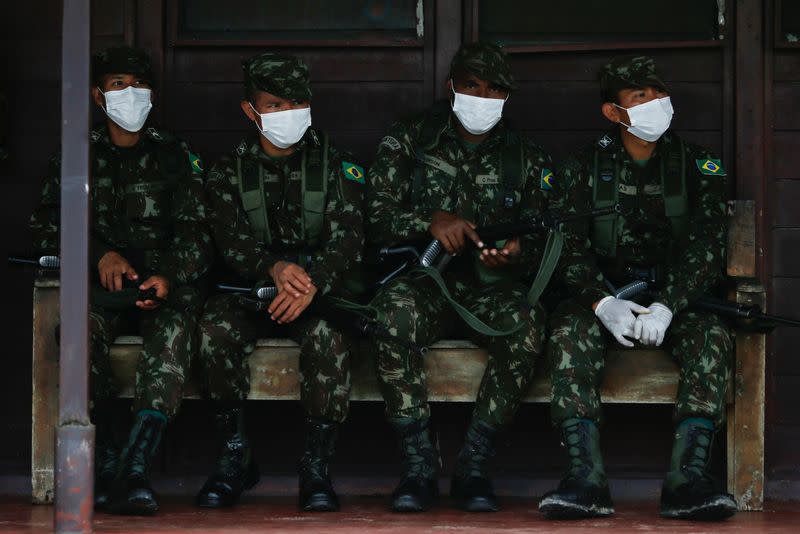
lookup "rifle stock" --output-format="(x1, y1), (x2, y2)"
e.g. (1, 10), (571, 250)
(10, 254), (160, 310)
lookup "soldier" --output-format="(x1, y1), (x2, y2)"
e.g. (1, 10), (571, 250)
(196, 53), (365, 511)
(539, 56), (736, 520)
(367, 42), (554, 512)
(29, 46), (211, 515)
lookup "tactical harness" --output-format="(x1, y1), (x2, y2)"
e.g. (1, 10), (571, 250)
(236, 132), (329, 254)
(592, 134), (689, 258)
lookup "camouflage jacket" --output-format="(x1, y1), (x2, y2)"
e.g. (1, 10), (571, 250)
(552, 130), (729, 313)
(30, 125), (212, 286)
(204, 130), (365, 296)
(367, 107), (554, 280)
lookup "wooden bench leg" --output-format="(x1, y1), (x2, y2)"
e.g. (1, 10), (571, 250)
(731, 282), (766, 510)
(31, 283), (59, 504)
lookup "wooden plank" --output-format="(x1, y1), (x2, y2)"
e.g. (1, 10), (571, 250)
(773, 82), (800, 131)
(172, 49), (425, 83)
(771, 228), (800, 277)
(732, 281), (766, 511)
(771, 277), (800, 376)
(727, 200), (757, 278)
(773, 181), (800, 227)
(510, 49), (723, 82)
(774, 132), (800, 180)
(108, 342), (729, 405)
(774, 50), (800, 82)
(31, 283), (59, 504)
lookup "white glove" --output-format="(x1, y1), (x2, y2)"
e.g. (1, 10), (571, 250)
(633, 302), (673, 346)
(594, 296), (650, 348)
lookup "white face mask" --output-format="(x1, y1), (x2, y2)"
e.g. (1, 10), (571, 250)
(451, 84), (506, 135)
(100, 86), (152, 133)
(614, 96), (673, 142)
(250, 104), (312, 149)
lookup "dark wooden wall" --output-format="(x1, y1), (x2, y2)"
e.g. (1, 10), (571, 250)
(0, 0), (796, 498)
(767, 0), (800, 493)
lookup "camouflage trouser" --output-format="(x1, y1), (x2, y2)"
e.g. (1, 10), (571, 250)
(547, 299), (734, 428)
(89, 286), (202, 419)
(197, 293), (355, 423)
(369, 274), (546, 427)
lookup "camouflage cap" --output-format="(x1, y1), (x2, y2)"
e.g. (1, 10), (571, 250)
(92, 46), (153, 85)
(450, 41), (516, 91)
(242, 53), (312, 101)
(599, 55), (668, 101)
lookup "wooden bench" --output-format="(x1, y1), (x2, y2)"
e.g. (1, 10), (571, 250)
(30, 201), (766, 510)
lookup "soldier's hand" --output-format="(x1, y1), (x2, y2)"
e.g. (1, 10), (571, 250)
(479, 237), (521, 269)
(98, 251), (139, 292)
(136, 275), (169, 310)
(270, 260), (312, 297)
(268, 285), (317, 324)
(429, 210), (483, 254)
(594, 296), (649, 348)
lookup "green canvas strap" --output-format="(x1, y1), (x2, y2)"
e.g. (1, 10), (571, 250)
(592, 149), (619, 257)
(500, 130), (523, 209)
(409, 265), (525, 337)
(526, 228), (564, 307)
(237, 156), (272, 246)
(301, 132), (329, 247)
(661, 136), (688, 238)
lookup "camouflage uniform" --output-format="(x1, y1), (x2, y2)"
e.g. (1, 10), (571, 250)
(547, 56), (733, 429)
(30, 124), (211, 418)
(198, 54), (365, 423)
(367, 43), (553, 428)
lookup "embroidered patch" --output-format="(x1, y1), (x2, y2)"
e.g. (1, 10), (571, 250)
(188, 152), (203, 172)
(600, 171), (614, 182)
(380, 136), (402, 151)
(540, 168), (554, 190)
(146, 127), (162, 141)
(342, 161), (365, 184)
(597, 134), (614, 149)
(696, 159), (726, 176)
(476, 174), (499, 185)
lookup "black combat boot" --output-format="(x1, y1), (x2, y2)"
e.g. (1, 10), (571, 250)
(195, 404), (259, 508)
(450, 419), (499, 512)
(298, 418), (340, 511)
(539, 418), (614, 519)
(92, 407), (118, 511)
(389, 417), (439, 512)
(108, 410), (167, 515)
(660, 418), (736, 520)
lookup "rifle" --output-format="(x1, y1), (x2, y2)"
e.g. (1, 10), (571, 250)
(216, 284), (428, 356)
(608, 270), (800, 333)
(9, 255), (160, 310)
(376, 205), (622, 287)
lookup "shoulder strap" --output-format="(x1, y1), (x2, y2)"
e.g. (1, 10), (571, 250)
(499, 130), (523, 209)
(660, 135), (688, 239)
(154, 140), (185, 191)
(236, 155), (271, 246)
(301, 131), (329, 247)
(592, 146), (619, 257)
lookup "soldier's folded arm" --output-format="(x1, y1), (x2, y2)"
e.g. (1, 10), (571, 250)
(658, 146), (728, 314)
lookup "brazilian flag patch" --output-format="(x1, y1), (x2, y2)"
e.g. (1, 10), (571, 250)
(540, 168), (554, 190)
(696, 159), (726, 176)
(189, 152), (203, 173)
(342, 161), (365, 184)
